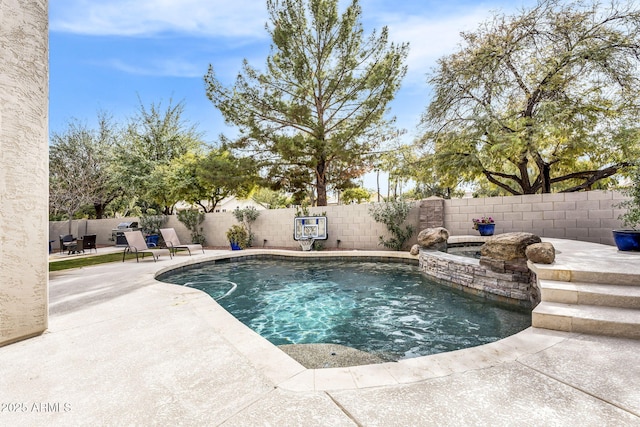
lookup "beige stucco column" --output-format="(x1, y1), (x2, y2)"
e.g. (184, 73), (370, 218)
(0, 0), (49, 345)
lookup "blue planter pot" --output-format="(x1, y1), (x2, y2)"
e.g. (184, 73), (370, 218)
(230, 242), (242, 251)
(612, 230), (640, 251)
(477, 223), (495, 236)
(146, 234), (159, 247)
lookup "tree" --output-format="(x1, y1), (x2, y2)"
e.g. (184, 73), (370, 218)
(342, 187), (371, 204)
(49, 114), (122, 228)
(115, 98), (203, 214)
(420, 0), (640, 195)
(195, 149), (259, 212)
(205, 0), (408, 206)
(49, 122), (95, 232)
(251, 187), (291, 208)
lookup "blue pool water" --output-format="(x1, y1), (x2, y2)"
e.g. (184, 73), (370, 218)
(159, 258), (530, 361)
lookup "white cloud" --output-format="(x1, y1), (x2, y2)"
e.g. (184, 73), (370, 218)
(50, 0), (269, 38)
(105, 58), (204, 78)
(382, 8), (496, 87)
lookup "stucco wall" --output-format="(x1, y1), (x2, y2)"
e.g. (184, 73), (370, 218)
(1, 0), (49, 345)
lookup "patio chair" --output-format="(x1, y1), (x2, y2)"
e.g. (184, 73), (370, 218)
(160, 228), (204, 256)
(122, 230), (171, 262)
(59, 234), (75, 254)
(80, 234), (97, 254)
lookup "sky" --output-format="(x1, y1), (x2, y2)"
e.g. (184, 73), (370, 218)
(49, 0), (537, 191)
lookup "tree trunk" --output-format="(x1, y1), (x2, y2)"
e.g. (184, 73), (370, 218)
(94, 203), (105, 219)
(316, 161), (328, 206)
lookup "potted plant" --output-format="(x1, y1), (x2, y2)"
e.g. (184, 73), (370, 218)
(613, 165), (640, 251)
(226, 224), (249, 250)
(472, 216), (495, 236)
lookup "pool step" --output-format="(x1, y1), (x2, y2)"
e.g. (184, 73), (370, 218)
(532, 302), (640, 339)
(538, 280), (640, 309)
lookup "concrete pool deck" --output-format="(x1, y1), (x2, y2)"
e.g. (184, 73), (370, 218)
(1, 240), (639, 425)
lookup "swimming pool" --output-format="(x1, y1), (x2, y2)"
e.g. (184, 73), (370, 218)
(159, 257), (530, 361)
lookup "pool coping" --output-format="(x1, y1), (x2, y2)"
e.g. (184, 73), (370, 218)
(151, 248), (574, 392)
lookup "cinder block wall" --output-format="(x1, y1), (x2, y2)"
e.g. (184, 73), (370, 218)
(1, 0), (49, 346)
(49, 190), (630, 251)
(443, 191), (628, 245)
(50, 203), (421, 251)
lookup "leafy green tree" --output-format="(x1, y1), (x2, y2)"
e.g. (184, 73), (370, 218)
(205, 0), (408, 206)
(116, 98), (203, 213)
(195, 149), (259, 212)
(420, 0), (640, 195)
(251, 187), (291, 209)
(342, 187), (371, 204)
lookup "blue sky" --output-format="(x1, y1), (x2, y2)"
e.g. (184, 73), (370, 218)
(49, 0), (537, 191)
(49, 0), (539, 139)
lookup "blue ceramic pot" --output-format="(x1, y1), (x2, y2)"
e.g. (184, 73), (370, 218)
(612, 230), (640, 251)
(477, 223), (495, 236)
(230, 241), (242, 250)
(146, 234), (159, 247)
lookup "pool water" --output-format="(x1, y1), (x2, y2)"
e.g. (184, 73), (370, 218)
(160, 259), (530, 361)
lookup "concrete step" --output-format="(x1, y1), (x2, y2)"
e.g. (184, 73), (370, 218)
(539, 280), (640, 309)
(532, 302), (640, 339)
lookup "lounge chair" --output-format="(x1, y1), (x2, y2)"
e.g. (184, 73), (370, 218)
(160, 228), (204, 256)
(122, 230), (171, 262)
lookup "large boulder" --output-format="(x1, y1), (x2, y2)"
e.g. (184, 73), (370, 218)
(417, 227), (449, 248)
(480, 232), (541, 261)
(526, 242), (555, 264)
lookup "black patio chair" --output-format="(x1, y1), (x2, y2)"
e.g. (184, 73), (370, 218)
(59, 234), (74, 254)
(80, 234), (97, 254)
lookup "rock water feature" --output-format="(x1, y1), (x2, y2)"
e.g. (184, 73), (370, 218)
(417, 229), (555, 308)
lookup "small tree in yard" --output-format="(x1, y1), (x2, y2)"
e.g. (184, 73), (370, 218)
(368, 200), (415, 251)
(177, 209), (206, 245)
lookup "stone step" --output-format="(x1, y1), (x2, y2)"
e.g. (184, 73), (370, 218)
(539, 280), (640, 309)
(531, 265), (640, 287)
(532, 302), (640, 339)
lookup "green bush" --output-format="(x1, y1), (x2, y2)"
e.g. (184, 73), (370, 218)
(225, 224), (249, 249)
(139, 209), (167, 236)
(368, 199), (415, 251)
(232, 207), (260, 246)
(177, 209), (206, 245)
(617, 165), (640, 230)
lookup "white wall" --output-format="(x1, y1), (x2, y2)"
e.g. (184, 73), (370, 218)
(1, 0), (49, 346)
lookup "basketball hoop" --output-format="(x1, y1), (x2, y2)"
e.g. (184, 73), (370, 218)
(298, 238), (315, 251)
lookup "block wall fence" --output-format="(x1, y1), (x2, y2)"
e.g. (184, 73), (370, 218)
(49, 190), (629, 252)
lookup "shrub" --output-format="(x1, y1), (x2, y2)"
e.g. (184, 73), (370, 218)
(225, 224), (249, 249)
(232, 207), (260, 246)
(368, 199), (415, 251)
(617, 164), (640, 230)
(139, 209), (167, 236)
(177, 209), (206, 245)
